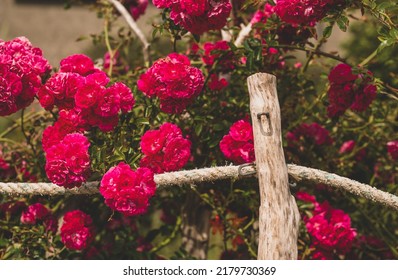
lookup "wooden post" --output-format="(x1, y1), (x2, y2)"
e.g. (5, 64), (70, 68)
(181, 189), (211, 259)
(247, 73), (300, 260)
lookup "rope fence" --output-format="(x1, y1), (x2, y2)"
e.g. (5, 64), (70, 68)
(1, 163), (398, 211)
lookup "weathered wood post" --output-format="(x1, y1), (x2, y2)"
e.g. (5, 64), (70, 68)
(247, 73), (300, 259)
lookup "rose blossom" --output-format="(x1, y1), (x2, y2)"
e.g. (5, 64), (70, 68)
(140, 123), (191, 173)
(153, 0), (231, 35)
(306, 201), (357, 254)
(387, 140), (398, 160)
(60, 210), (94, 250)
(327, 64), (377, 118)
(202, 40), (235, 72)
(20, 203), (58, 233)
(287, 122), (333, 146)
(100, 162), (156, 216)
(137, 53), (204, 114)
(275, 0), (346, 26)
(207, 74), (228, 91)
(220, 120), (255, 164)
(45, 133), (91, 188)
(0, 37), (51, 116)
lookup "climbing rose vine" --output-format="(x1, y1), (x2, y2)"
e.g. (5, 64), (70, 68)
(0, 0), (397, 261)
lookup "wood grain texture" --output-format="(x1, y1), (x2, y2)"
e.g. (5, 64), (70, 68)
(247, 73), (300, 260)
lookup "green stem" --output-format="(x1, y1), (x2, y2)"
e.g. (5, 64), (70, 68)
(190, 185), (257, 259)
(20, 109), (37, 157)
(359, 48), (378, 67)
(149, 216), (182, 254)
(104, 18), (114, 77)
(0, 111), (45, 138)
(302, 23), (332, 72)
(0, 137), (22, 146)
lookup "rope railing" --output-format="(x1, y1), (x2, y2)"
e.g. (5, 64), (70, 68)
(1, 163), (398, 211)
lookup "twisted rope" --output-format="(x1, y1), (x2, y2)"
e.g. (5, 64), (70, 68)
(1, 164), (397, 211)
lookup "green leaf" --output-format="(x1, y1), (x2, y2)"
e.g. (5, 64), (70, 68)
(195, 123), (203, 136)
(378, 1), (396, 11)
(213, 123), (225, 131)
(323, 25), (333, 38)
(336, 16), (349, 32)
(135, 117), (149, 125)
(192, 34), (201, 43)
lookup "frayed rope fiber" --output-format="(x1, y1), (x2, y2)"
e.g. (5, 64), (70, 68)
(1, 164), (397, 211)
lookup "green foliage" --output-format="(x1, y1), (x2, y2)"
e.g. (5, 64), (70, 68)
(1, 0), (398, 260)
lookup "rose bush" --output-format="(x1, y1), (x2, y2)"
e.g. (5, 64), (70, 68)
(0, 0), (397, 259)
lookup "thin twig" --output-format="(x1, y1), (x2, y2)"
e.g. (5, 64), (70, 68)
(20, 109), (37, 157)
(108, 0), (151, 65)
(272, 44), (348, 64)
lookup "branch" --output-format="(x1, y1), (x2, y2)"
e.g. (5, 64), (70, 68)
(1, 164), (398, 211)
(234, 23), (253, 47)
(271, 44), (348, 64)
(108, 0), (151, 65)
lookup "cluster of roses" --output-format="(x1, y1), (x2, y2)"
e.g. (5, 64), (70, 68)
(296, 192), (357, 259)
(140, 122), (192, 173)
(191, 40), (235, 91)
(0, 37), (51, 116)
(100, 162), (156, 216)
(153, 0), (231, 35)
(287, 122), (333, 147)
(3, 200), (94, 251)
(251, 3), (313, 46)
(38, 54), (135, 132)
(20, 203), (58, 234)
(220, 119), (255, 164)
(327, 63), (377, 118)
(137, 53), (204, 114)
(38, 54), (135, 188)
(0, 148), (37, 182)
(1, 200), (93, 252)
(274, 0), (346, 26)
